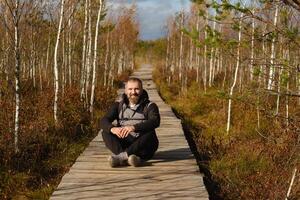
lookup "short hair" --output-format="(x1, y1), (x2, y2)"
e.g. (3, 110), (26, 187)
(127, 77), (143, 89)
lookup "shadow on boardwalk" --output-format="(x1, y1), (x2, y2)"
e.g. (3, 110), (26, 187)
(151, 148), (194, 163)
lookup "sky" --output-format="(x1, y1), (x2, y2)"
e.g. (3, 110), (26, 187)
(107, 0), (191, 40)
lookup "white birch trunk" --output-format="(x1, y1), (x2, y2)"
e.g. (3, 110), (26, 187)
(250, 10), (255, 81)
(226, 18), (242, 134)
(89, 0), (103, 113)
(68, 13), (72, 86)
(62, 32), (65, 96)
(209, 20), (216, 87)
(261, 26), (266, 88)
(45, 34), (51, 87)
(267, 2), (279, 90)
(80, 0), (89, 100)
(165, 32), (170, 80)
(104, 30), (110, 87)
(178, 12), (184, 83)
(275, 68), (282, 116)
(14, 0), (21, 153)
(195, 14), (200, 83)
(286, 49), (290, 127)
(39, 59), (43, 90)
(109, 49), (115, 88)
(169, 34), (175, 84)
(85, 0), (92, 106)
(189, 37), (193, 70)
(203, 12), (208, 93)
(54, 0), (65, 124)
(285, 168), (297, 200)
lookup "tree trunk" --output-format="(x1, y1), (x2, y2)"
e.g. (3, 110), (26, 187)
(250, 9), (255, 81)
(62, 32), (65, 96)
(14, 0), (21, 153)
(104, 30), (110, 87)
(68, 11), (72, 87)
(45, 34), (51, 87)
(226, 18), (242, 134)
(80, 0), (89, 100)
(89, 0), (104, 114)
(267, 2), (279, 90)
(85, 0), (92, 107)
(285, 168), (297, 200)
(178, 12), (184, 85)
(165, 32), (170, 81)
(53, 0), (65, 124)
(203, 12), (208, 93)
(209, 19), (216, 87)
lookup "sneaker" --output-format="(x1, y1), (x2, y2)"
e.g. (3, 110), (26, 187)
(108, 155), (127, 167)
(128, 154), (141, 167)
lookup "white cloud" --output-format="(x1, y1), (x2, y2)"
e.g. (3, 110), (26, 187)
(107, 0), (191, 40)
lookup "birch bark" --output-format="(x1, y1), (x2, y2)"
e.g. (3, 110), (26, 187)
(226, 18), (242, 134)
(14, 0), (21, 153)
(89, 0), (104, 113)
(54, 0), (65, 123)
(267, 2), (279, 90)
(80, 0), (88, 100)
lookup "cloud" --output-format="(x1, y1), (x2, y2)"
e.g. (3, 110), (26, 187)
(107, 0), (191, 40)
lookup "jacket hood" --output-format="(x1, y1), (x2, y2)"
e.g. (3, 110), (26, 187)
(121, 89), (149, 105)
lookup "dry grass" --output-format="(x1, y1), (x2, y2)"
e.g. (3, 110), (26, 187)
(154, 67), (300, 199)
(0, 84), (116, 199)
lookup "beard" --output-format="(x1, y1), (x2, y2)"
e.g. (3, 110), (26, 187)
(128, 94), (139, 104)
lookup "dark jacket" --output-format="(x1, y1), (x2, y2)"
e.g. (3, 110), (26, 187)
(100, 90), (160, 135)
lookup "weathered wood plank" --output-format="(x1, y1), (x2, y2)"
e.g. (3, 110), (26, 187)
(51, 64), (209, 200)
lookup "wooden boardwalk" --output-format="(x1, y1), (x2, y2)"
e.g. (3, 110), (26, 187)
(51, 64), (209, 200)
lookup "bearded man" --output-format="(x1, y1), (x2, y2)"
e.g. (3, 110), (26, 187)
(100, 77), (160, 167)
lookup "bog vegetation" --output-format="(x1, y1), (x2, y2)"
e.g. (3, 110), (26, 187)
(0, 0), (138, 198)
(152, 0), (300, 199)
(1, 0), (300, 199)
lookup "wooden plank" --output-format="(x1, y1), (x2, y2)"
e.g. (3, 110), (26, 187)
(51, 64), (209, 200)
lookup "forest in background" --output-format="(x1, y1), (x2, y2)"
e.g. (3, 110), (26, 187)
(0, 0), (138, 198)
(1, 0), (300, 199)
(152, 0), (300, 199)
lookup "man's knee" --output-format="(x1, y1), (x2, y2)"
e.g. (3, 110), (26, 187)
(142, 131), (159, 147)
(132, 132), (159, 160)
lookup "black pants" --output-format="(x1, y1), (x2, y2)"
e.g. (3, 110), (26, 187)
(101, 130), (159, 160)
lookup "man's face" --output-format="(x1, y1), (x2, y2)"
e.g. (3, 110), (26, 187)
(125, 81), (142, 104)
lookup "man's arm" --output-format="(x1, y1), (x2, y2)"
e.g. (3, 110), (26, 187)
(100, 102), (119, 133)
(134, 103), (160, 133)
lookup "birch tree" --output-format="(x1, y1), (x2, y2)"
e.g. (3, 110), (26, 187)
(13, 0), (21, 152)
(89, 0), (104, 114)
(267, 1), (279, 90)
(226, 17), (242, 134)
(80, 0), (89, 101)
(53, 0), (65, 124)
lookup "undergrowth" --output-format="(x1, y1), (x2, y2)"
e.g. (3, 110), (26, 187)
(0, 85), (116, 199)
(154, 67), (300, 199)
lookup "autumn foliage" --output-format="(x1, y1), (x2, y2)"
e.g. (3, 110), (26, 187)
(0, 84), (116, 199)
(154, 64), (300, 199)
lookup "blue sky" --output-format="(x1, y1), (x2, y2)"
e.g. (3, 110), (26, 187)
(107, 0), (191, 40)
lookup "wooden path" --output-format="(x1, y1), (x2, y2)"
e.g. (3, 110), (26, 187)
(51, 64), (209, 200)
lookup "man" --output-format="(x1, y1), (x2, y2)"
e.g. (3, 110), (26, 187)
(100, 77), (160, 167)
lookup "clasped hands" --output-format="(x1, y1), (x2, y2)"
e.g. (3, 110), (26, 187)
(110, 126), (135, 138)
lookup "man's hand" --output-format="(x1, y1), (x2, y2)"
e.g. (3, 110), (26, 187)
(111, 126), (135, 138)
(119, 126), (135, 138)
(110, 127), (122, 137)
